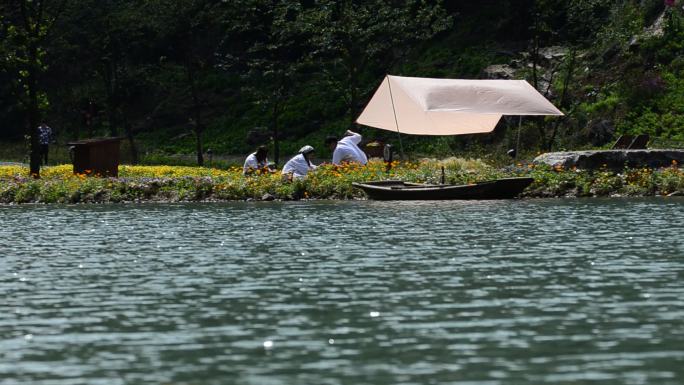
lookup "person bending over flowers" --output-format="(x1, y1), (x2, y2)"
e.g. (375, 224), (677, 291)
(243, 145), (274, 176)
(282, 145), (317, 180)
(325, 130), (368, 166)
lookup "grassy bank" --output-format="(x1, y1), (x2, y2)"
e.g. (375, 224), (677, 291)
(1, 159), (683, 204)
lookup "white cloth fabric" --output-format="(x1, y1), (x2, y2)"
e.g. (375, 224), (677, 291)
(356, 75), (564, 135)
(243, 153), (268, 175)
(282, 153), (316, 179)
(332, 133), (368, 165)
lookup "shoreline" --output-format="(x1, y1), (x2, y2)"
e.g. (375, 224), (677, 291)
(1, 161), (682, 204)
(2, 195), (684, 207)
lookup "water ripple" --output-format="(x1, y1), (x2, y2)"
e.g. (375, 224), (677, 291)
(1, 198), (683, 385)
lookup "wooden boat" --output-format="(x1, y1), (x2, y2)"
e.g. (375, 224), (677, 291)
(352, 177), (534, 200)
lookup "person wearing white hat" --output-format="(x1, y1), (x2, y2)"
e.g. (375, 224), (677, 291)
(282, 145), (317, 180)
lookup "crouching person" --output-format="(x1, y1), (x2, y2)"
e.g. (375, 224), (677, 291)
(243, 145), (274, 176)
(282, 145), (316, 181)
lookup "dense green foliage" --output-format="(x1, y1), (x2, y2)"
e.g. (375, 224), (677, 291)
(1, 0), (683, 171)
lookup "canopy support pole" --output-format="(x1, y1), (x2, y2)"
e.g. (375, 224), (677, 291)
(386, 76), (405, 160)
(516, 116), (522, 156)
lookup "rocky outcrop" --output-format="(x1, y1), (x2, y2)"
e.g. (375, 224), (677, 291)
(534, 149), (684, 170)
(536, 46), (569, 65)
(482, 64), (516, 79)
(629, 9), (667, 49)
(583, 119), (616, 146)
(483, 46), (570, 83)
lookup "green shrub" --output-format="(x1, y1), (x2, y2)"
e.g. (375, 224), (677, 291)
(591, 171), (623, 196)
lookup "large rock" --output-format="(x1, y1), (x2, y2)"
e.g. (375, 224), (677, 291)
(536, 46), (568, 65)
(482, 64), (516, 79)
(534, 150), (684, 170)
(630, 10), (666, 49)
(583, 119), (616, 147)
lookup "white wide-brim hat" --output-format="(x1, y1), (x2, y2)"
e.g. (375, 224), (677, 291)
(298, 145), (315, 154)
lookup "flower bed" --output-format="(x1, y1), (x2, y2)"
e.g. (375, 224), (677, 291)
(0, 160), (682, 204)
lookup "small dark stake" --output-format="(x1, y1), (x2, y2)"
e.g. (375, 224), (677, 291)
(384, 143), (393, 175)
(440, 166), (445, 185)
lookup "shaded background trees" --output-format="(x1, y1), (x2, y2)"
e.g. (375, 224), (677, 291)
(1, 0), (682, 170)
(2, 0), (68, 176)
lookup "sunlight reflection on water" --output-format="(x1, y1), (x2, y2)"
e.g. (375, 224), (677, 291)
(1, 198), (683, 385)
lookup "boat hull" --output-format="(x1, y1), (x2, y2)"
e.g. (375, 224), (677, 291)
(352, 177), (534, 200)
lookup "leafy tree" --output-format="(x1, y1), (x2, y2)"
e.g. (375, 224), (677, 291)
(145, 0), (229, 166)
(219, 0), (312, 164)
(526, 0), (614, 150)
(2, 0), (67, 177)
(1, 0), (680, 162)
(304, 0), (452, 126)
(58, 0), (154, 162)
(0, 17), (24, 140)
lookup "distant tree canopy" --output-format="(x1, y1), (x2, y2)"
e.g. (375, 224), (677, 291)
(1, 0), (681, 171)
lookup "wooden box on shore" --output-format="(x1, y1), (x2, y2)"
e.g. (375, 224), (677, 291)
(67, 138), (121, 177)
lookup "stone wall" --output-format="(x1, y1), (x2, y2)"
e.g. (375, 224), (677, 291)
(534, 150), (684, 170)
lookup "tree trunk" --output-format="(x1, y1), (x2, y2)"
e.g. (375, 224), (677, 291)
(530, 34), (548, 149)
(17, 0), (67, 177)
(195, 125), (204, 167)
(103, 60), (118, 137)
(123, 118), (139, 164)
(546, 50), (577, 150)
(74, 118), (80, 140)
(536, 118), (547, 150)
(344, 31), (359, 129)
(272, 100), (280, 165)
(185, 60), (204, 167)
(531, 35), (539, 90)
(27, 44), (41, 178)
(349, 63), (358, 128)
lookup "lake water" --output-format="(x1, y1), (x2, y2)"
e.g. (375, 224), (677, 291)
(1, 199), (684, 385)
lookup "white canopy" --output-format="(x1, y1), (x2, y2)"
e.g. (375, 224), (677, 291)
(356, 75), (563, 135)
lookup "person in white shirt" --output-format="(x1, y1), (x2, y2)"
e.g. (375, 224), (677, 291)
(326, 130), (368, 166)
(243, 146), (271, 175)
(282, 145), (317, 180)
